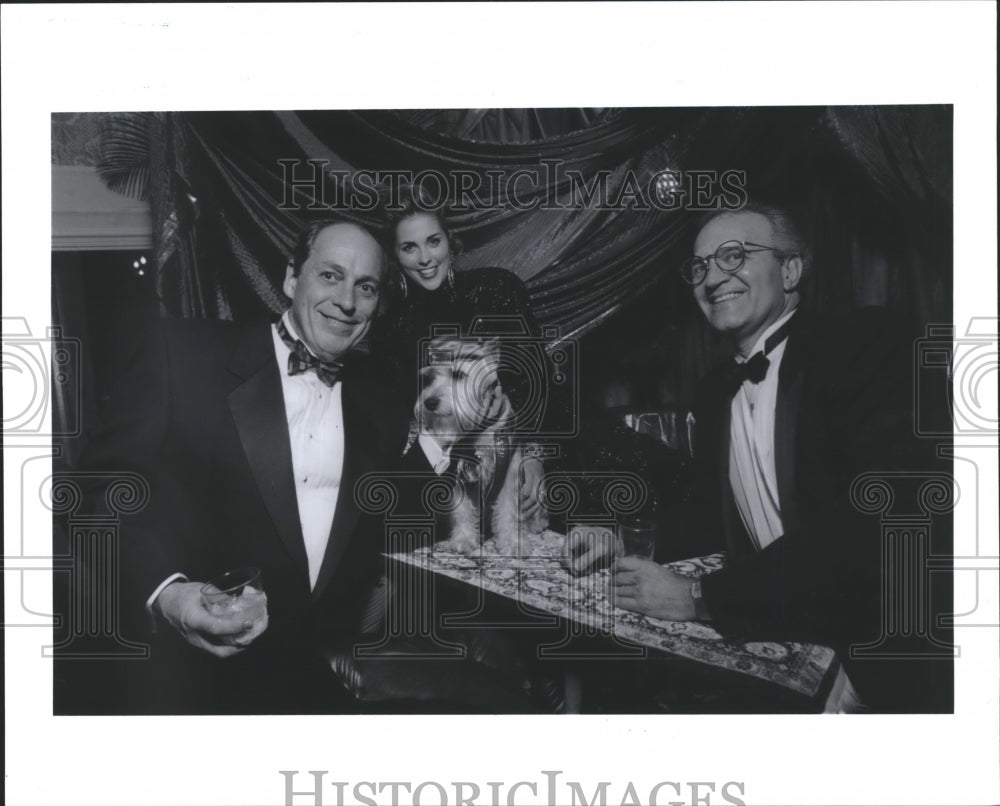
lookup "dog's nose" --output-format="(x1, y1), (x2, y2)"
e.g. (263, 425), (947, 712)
(424, 396), (439, 412)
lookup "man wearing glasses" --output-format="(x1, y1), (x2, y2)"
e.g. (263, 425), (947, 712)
(569, 203), (952, 712)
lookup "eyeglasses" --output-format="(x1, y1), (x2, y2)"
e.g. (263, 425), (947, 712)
(680, 240), (791, 285)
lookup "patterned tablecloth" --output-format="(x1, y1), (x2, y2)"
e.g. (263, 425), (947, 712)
(387, 530), (837, 698)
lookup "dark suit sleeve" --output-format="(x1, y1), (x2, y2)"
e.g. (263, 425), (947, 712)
(77, 323), (200, 628)
(684, 370), (736, 557)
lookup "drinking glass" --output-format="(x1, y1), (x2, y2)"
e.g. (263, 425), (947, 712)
(200, 566), (267, 623)
(616, 518), (657, 559)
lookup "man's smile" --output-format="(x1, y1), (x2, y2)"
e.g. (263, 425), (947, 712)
(318, 310), (357, 326)
(707, 289), (745, 304)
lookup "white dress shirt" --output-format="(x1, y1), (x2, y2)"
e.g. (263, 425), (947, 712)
(148, 314), (441, 609)
(273, 313), (344, 590)
(728, 309), (797, 550)
(418, 433), (453, 474)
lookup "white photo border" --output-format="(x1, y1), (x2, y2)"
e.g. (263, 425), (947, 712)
(4, 3), (998, 806)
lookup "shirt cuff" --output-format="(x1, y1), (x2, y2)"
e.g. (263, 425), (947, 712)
(418, 433), (452, 475)
(146, 573), (188, 615)
(690, 579), (712, 621)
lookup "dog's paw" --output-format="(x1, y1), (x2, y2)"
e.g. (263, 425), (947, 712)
(493, 533), (521, 556)
(524, 510), (550, 536)
(437, 532), (480, 555)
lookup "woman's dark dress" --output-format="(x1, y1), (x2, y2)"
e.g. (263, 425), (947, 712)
(372, 267), (542, 420)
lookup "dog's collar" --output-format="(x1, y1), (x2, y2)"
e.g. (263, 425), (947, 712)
(487, 431), (513, 460)
(452, 431), (512, 461)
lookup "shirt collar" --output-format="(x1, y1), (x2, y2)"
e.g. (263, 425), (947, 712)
(739, 307), (798, 363)
(280, 310), (317, 358)
(418, 433), (453, 475)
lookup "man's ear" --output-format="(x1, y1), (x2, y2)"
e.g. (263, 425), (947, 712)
(282, 262), (297, 299)
(782, 255), (803, 292)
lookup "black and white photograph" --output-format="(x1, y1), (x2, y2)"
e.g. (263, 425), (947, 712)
(4, 4), (998, 806)
(47, 104), (956, 718)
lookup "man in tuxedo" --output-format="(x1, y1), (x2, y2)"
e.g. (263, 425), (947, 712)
(568, 204), (952, 712)
(88, 221), (417, 713)
(85, 219), (552, 714)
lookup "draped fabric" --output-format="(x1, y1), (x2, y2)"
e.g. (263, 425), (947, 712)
(149, 108), (697, 326)
(136, 106), (951, 401)
(824, 106), (951, 209)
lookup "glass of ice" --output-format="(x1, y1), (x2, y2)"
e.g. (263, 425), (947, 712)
(616, 518), (657, 559)
(200, 566), (267, 624)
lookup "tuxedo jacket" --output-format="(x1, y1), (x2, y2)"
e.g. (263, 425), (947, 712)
(85, 318), (413, 710)
(689, 308), (952, 711)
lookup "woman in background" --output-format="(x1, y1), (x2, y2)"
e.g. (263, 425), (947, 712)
(374, 185), (540, 407)
(372, 182), (548, 517)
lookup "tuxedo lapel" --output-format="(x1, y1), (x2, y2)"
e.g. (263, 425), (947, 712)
(774, 322), (807, 536)
(311, 373), (381, 600)
(702, 371), (747, 554)
(226, 326), (310, 584)
(715, 391), (747, 554)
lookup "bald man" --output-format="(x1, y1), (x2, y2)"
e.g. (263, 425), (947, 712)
(93, 221), (414, 713)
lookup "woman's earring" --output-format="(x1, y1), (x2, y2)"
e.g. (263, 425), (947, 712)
(398, 272), (408, 298)
(447, 254), (456, 291)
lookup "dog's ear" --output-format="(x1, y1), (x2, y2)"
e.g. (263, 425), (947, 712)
(477, 338), (502, 376)
(494, 390), (515, 425)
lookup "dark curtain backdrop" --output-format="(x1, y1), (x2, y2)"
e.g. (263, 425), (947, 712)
(134, 106), (951, 404)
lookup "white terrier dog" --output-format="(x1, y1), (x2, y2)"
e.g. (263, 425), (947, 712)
(404, 336), (548, 555)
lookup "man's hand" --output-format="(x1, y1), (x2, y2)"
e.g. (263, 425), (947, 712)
(563, 524), (617, 576)
(613, 557), (698, 621)
(519, 456), (547, 521)
(153, 581), (269, 658)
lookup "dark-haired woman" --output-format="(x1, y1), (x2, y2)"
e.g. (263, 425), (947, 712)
(376, 204), (539, 395)
(372, 194), (548, 511)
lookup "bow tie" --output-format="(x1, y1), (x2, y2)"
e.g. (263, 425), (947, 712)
(277, 319), (343, 387)
(725, 351), (770, 391)
(722, 315), (796, 397)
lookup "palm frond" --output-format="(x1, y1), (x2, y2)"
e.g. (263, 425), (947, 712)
(96, 112), (152, 200)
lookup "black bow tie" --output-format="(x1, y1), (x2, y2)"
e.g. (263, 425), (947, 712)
(722, 315), (796, 397)
(277, 319), (343, 387)
(726, 351), (771, 390)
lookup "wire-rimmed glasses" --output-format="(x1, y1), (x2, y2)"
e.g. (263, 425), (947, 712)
(680, 240), (790, 285)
